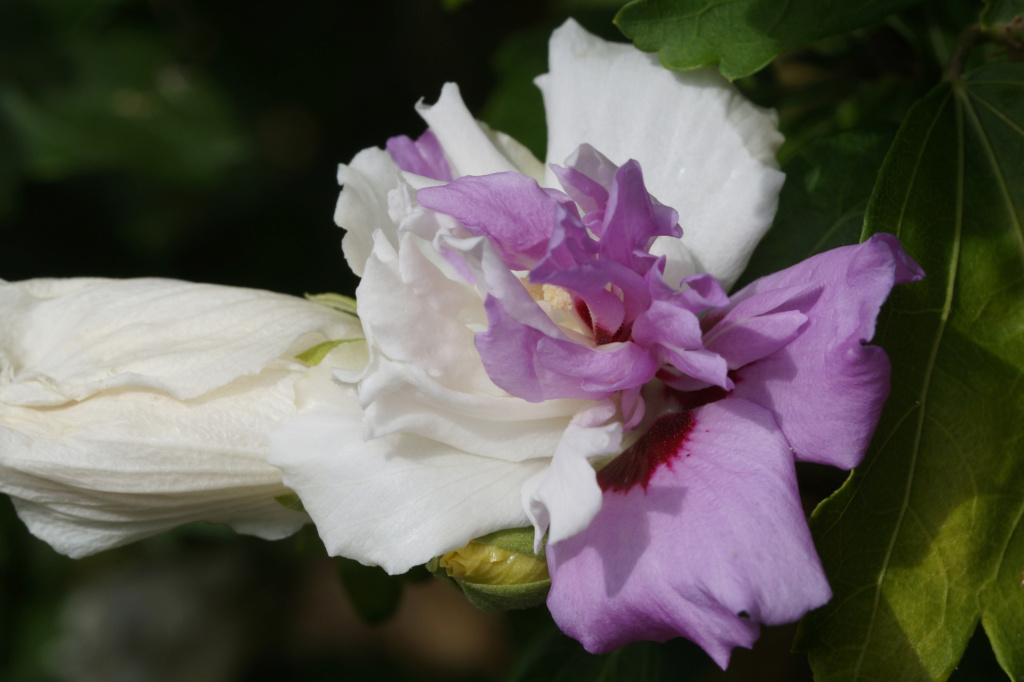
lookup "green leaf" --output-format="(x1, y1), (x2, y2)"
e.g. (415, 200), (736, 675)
(335, 558), (403, 625)
(507, 620), (717, 682)
(796, 62), (1024, 681)
(616, 0), (925, 80)
(508, 629), (665, 682)
(981, 0), (1024, 28)
(735, 126), (895, 288)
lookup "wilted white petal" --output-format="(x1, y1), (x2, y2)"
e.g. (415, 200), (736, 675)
(0, 278), (360, 406)
(0, 366), (310, 557)
(270, 360), (545, 575)
(0, 277), (362, 556)
(538, 19), (784, 288)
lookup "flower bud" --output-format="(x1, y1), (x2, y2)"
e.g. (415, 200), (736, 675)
(427, 527), (550, 611)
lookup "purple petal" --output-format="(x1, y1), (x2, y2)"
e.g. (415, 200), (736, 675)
(417, 173), (561, 270)
(724, 233), (924, 468)
(631, 300), (730, 388)
(546, 398), (831, 668)
(476, 296), (593, 402)
(706, 308), (809, 370)
(598, 161), (681, 273)
(536, 337), (658, 393)
(385, 130), (452, 182)
(550, 144), (618, 217)
(655, 272), (730, 311)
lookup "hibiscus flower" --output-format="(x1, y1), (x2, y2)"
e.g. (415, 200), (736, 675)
(0, 18), (922, 669)
(268, 19), (923, 667)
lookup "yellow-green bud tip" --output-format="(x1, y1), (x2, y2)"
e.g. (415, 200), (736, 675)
(439, 540), (550, 586)
(427, 527), (551, 611)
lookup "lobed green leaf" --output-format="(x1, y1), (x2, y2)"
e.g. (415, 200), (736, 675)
(796, 63), (1024, 681)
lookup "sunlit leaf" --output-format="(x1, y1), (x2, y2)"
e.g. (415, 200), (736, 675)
(616, 0), (924, 79)
(796, 62), (1024, 681)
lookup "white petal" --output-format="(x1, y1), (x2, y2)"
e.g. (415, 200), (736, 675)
(354, 231), (586, 460)
(522, 401), (623, 551)
(358, 231), (494, 396)
(336, 147), (403, 277)
(482, 123), (546, 184)
(269, 363), (546, 574)
(359, 354), (585, 461)
(0, 278), (360, 406)
(0, 365), (309, 557)
(416, 83), (522, 178)
(539, 19), (785, 289)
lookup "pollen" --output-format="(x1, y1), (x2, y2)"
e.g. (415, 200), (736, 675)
(542, 284), (574, 311)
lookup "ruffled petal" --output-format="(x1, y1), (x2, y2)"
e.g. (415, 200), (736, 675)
(354, 230), (587, 460)
(522, 401), (622, 550)
(546, 398), (831, 668)
(538, 19), (785, 288)
(726, 233), (924, 468)
(270, 361), (546, 575)
(417, 172), (560, 270)
(336, 147), (404, 277)
(0, 364), (309, 557)
(415, 83), (522, 178)
(0, 278), (359, 407)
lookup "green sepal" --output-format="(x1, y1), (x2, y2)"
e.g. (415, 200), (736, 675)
(426, 556), (551, 612)
(458, 577), (551, 612)
(294, 338), (363, 366)
(273, 493), (305, 512)
(305, 292), (358, 316)
(475, 526), (546, 559)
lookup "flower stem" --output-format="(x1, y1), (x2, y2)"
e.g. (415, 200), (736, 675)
(947, 16), (1024, 83)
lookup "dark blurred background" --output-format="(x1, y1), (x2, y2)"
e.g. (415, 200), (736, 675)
(0, 0), (609, 297)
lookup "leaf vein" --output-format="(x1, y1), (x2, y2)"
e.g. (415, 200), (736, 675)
(852, 90), (961, 681)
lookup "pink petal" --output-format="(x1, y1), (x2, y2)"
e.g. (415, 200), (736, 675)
(724, 233), (924, 468)
(546, 397), (831, 668)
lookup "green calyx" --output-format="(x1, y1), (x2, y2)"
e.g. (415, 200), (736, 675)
(294, 338), (363, 365)
(427, 526), (551, 611)
(305, 292), (358, 315)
